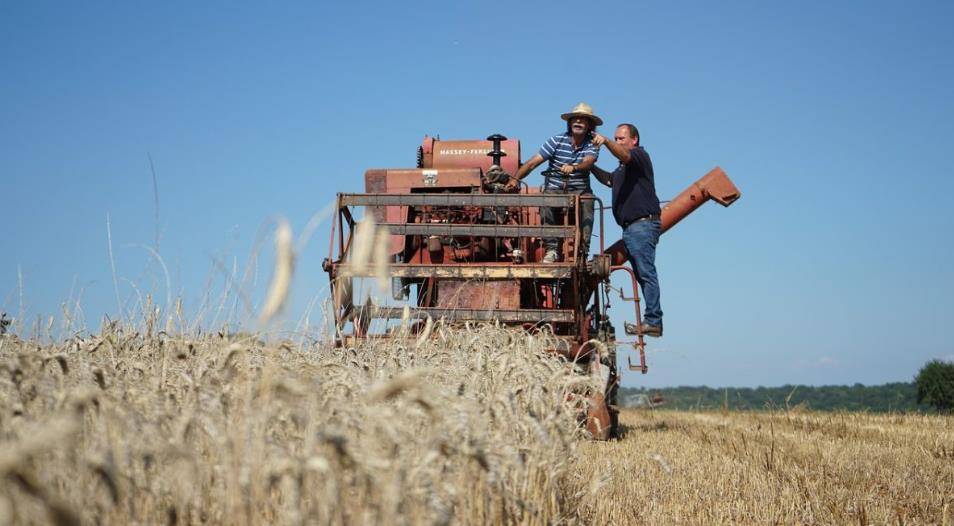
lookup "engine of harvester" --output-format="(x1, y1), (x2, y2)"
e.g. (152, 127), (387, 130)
(355, 135), (594, 337)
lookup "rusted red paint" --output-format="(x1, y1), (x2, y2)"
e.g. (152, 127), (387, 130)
(421, 137), (521, 176)
(661, 166), (740, 233)
(436, 280), (521, 311)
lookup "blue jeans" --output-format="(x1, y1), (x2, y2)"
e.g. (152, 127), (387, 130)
(622, 219), (663, 327)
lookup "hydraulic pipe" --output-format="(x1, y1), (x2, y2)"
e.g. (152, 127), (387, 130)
(605, 167), (741, 265)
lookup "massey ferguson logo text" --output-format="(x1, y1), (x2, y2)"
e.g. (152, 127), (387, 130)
(439, 148), (509, 155)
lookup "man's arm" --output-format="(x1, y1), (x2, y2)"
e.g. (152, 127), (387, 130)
(511, 153), (545, 186)
(577, 155), (597, 171)
(592, 133), (631, 164)
(561, 154), (597, 175)
(590, 164), (612, 187)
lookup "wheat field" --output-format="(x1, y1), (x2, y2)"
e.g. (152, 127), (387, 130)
(1, 325), (952, 525)
(574, 410), (954, 524)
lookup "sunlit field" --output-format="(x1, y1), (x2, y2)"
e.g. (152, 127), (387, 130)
(2, 326), (952, 525)
(575, 409), (953, 525)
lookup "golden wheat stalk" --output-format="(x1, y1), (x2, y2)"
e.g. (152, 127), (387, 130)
(348, 215), (376, 276)
(372, 227), (391, 293)
(258, 219), (294, 323)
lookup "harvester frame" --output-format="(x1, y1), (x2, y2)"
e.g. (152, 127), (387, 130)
(322, 134), (740, 439)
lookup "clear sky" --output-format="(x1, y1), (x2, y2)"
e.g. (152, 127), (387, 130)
(3, 1), (953, 388)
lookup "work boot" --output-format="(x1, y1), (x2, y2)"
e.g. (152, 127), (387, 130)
(624, 322), (663, 338)
(542, 249), (560, 263)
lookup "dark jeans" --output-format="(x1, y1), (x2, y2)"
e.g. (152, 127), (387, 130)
(540, 188), (594, 259)
(622, 219), (663, 327)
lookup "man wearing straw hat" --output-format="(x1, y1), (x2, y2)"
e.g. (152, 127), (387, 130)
(510, 102), (602, 263)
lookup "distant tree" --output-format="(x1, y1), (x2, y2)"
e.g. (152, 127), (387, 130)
(620, 382), (920, 412)
(915, 360), (954, 413)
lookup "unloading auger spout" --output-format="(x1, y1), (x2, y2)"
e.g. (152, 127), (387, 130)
(604, 167), (741, 265)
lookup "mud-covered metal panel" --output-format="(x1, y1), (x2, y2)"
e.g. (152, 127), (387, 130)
(378, 223), (575, 238)
(436, 280), (520, 311)
(359, 305), (574, 323)
(334, 263), (573, 279)
(364, 170), (389, 224)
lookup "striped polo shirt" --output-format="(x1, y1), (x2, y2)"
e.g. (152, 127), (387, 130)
(539, 132), (600, 192)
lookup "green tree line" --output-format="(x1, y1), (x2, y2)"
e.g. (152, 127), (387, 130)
(620, 382), (925, 412)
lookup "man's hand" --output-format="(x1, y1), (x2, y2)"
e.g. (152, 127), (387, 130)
(559, 163), (576, 175)
(504, 178), (520, 191)
(591, 132), (607, 147)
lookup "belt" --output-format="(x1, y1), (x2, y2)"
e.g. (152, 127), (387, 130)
(622, 214), (660, 229)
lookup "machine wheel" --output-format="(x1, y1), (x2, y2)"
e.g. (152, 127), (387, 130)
(584, 349), (616, 440)
(585, 392), (613, 440)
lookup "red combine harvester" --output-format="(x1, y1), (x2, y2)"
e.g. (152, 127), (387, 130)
(323, 134), (740, 438)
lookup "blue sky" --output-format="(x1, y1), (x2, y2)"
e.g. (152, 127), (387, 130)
(2, 1), (953, 387)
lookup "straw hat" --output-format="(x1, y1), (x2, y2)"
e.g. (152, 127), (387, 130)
(560, 102), (603, 126)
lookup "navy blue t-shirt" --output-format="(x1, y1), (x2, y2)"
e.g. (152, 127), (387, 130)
(611, 146), (660, 226)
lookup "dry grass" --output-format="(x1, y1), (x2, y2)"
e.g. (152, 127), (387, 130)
(572, 409), (954, 525)
(2, 325), (952, 525)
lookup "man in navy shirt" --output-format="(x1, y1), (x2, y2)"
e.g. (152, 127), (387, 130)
(591, 123), (663, 337)
(510, 103), (602, 263)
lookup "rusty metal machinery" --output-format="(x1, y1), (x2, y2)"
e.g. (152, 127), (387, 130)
(324, 134), (741, 439)
(418, 135), (521, 175)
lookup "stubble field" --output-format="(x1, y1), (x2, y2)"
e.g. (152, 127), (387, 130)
(1, 325), (951, 525)
(576, 409), (953, 524)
